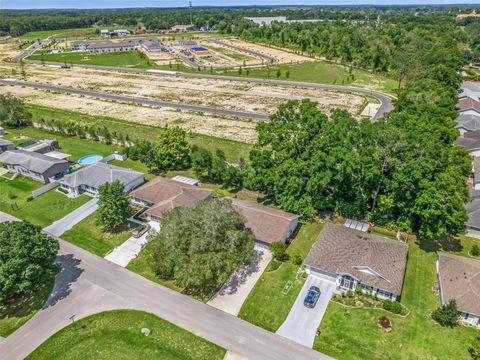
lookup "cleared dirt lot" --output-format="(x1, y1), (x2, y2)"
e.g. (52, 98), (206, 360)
(0, 63), (365, 116)
(0, 43), (22, 62)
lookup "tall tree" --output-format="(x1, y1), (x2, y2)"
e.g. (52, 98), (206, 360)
(0, 94), (32, 128)
(96, 181), (132, 231)
(153, 127), (191, 173)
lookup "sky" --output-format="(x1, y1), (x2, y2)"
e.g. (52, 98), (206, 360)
(1, 0), (480, 10)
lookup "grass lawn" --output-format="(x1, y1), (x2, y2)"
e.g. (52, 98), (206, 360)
(238, 220), (323, 332)
(127, 242), (184, 294)
(26, 310), (226, 360)
(62, 214), (132, 257)
(19, 27), (99, 40)
(0, 280), (54, 337)
(314, 240), (480, 360)
(0, 177), (90, 228)
(23, 104), (253, 163)
(28, 50), (157, 69)
(238, 262), (305, 332)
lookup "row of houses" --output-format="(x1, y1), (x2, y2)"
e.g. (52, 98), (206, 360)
(71, 38), (165, 53)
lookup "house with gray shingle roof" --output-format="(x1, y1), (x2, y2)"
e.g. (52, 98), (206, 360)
(0, 149), (69, 183)
(437, 253), (480, 327)
(305, 223), (408, 301)
(0, 139), (14, 154)
(456, 113), (480, 135)
(460, 81), (480, 102)
(58, 162), (144, 196)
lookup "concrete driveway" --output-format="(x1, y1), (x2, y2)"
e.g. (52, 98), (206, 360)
(105, 221), (159, 267)
(276, 275), (335, 348)
(208, 245), (272, 315)
(44, 198), (98, 237)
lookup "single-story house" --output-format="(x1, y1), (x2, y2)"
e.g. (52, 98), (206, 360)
(459, 81), (480, 102)
(0, 139), (14, 154)
(304, 223), (408, 301)
(464, 189), (480, 237)
(130, 176), (212, 222)
(0, 149), (69, 183)
(456, 113), (480, 135)
(457, 98), (480, 116)
(112, 29), (130, 37)
(170, 24), (193, 33)
(17, 139), (59, 154)
(437, 253), (480, 327)
(230, 198), (299, 247)
(456, 130), (480, 156)
(58, 162), (144, 196)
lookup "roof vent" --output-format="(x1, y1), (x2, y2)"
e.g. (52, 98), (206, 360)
(344, 219), (370, 232)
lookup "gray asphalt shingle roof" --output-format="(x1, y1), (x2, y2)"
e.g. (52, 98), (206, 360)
(305, 223), (408, 295)
(0, 149), (68, 173)
(456, 113), (480, 132)
(59, 162), (143, 190)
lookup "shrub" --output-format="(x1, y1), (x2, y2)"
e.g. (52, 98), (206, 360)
(355, 284), (363, 294)
(8, 191), (17, 199)
(432, 299), (459, 327)
(346, 290), (354, 298)
(26, 196), (34, 202)
(472, 244), (480, 257)
(270, 242), (288, 261)
(383, 300), (402, 314)
(266, 259), (282, 272)
(291, 253), (303, 265)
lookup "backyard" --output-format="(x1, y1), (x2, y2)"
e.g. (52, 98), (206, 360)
(314, 239), (480, 360)
(26, 310), (226, 360)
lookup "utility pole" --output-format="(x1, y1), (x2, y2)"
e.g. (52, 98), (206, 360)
(189, 1), (193, 27)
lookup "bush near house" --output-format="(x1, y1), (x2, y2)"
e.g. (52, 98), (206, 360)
(383, 300), (402, 314)
(270, 242), (288, 261)
(432, 299), (459, 327)
(472, 244), (480, 257)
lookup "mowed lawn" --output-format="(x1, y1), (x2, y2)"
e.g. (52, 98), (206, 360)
(29, 50), (157, 69)
(0, 280), (54, 337)
(19, 27), (100, 40)
(62, 214), (132, 257)
(238, 221), (324, 331)
(314, 241), (480, 360)
(26, 310), (226, 360)
(23, 105), (253, 163)
(0, 177), (90, 228)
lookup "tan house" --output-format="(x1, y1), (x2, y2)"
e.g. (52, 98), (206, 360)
(130, 177), (212, 222)
(230, 198), (299, 247)
(305, 223), (408, 301)
(437, 253), (480, 327)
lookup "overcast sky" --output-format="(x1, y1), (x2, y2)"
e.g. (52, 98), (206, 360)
(1, 0), (480, 10)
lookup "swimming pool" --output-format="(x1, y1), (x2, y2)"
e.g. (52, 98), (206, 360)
(78, 154), (103, 165)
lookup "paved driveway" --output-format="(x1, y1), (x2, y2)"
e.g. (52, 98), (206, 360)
(276, 275), (335, 348)
(208, 245), (272, 315)
(43, 198), (98, 237)
(105, 221), (159, 267)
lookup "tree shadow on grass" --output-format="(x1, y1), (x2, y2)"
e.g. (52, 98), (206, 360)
(417, 235), (463, 253)
(42, 254), (83, 309)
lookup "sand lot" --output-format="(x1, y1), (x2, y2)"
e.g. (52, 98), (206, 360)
(0, 64), (365, 116)
(0, 43), (22, 62)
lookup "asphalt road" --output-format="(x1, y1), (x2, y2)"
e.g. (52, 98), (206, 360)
(0, 78), (269, 121)
(19, 61), (393, 121)
(0, 238), (333, 360)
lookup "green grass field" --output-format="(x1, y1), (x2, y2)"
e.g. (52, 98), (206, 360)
(62, 214), (132, 257)
(23, 105), (253, 163)
(0, 280), (53, 337)
(29, 50), (157, 69)
(20, 28), (100, 41)
(0, 177), (90, 228)
(314, 240), (480, 360)
(26, 310), (226, 360)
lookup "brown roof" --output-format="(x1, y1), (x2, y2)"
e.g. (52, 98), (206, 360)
(457, 98), (480, 113)
(230, 198), (299, 244)
(130, 177), (212, 218)
(305, 223), (408, 295)
(438, 253), (480, 316)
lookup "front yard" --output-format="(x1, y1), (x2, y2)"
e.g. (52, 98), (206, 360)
(314, 240), (480, 360)
(62, 214), (132, 257)
(0, 177), (90, 228)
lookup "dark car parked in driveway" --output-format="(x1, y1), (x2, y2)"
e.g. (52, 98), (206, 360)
(303, 286), (321, 308)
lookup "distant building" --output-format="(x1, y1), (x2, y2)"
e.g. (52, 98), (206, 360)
(0, 139), (14, 154)
(71, 40), (139, 53)
(139, 38), (165, 52)
(112, 29), (130, 37)
(170, 24), (193, 33)
(244, 16), (287, 26)
(17, 139), (59, 154)
(0, 150), (69, 183)
(134, 28), (154, 35)
(190, 46), (210, 57)
(100, 29), (110, 38)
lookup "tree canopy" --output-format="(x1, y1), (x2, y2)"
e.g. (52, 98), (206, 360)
(0, 94), (31, 128)
(0, 221), (59, 302)
(96, 181), (132, 231)
(151, 198), (255, 296)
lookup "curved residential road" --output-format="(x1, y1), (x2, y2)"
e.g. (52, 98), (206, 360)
(0, 79), (268, 121)
(20, 61), (394, 121)
(0, 238), (333, 360)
